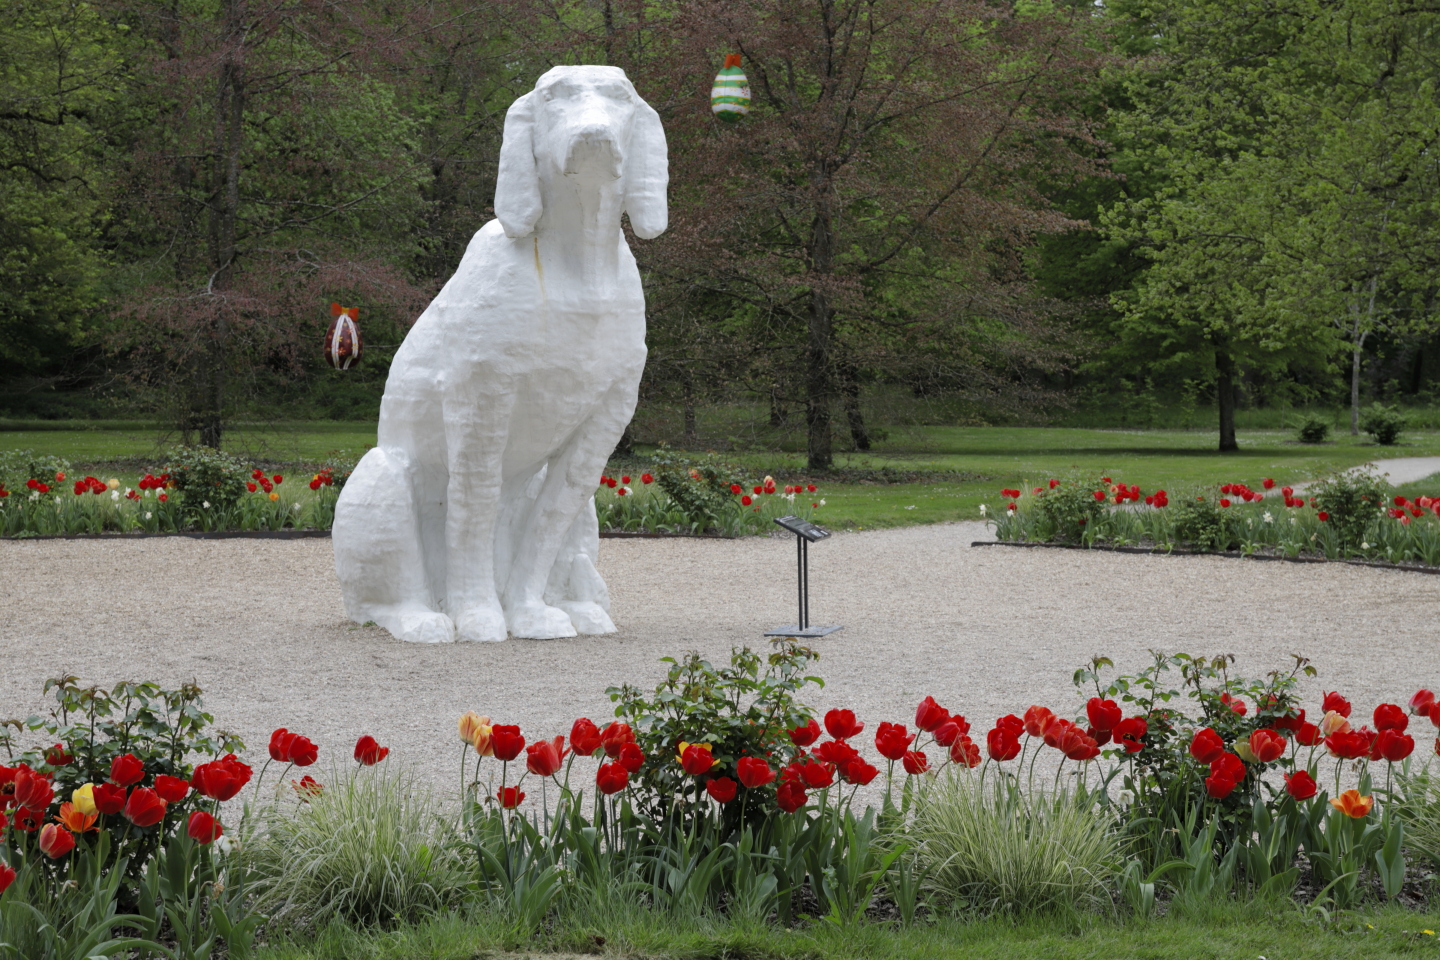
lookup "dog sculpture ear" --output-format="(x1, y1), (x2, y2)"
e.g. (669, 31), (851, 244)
(495, 91), (542, 239)
(622, 99), (668, 240)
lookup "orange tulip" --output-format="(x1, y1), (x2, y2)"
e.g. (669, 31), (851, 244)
(458, 712), (492, 748)
(1320, 710), (1351, 736)
(55, 801), (97, 834)
(1330, 789), (1374, 819)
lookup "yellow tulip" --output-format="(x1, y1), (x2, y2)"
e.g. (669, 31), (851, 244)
(72, 783), (97, 816)
(1232, 739), (1258, 763)
(458, 711), (491, 746)
(1320, 710), (1351, 736)
(106, 478), (121, 490)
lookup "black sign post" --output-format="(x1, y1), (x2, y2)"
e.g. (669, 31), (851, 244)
(764, 515), (843, 639)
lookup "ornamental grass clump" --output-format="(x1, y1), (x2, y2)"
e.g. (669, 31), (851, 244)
(910, 772), (1118, 917)
(244, 760), (468, 929)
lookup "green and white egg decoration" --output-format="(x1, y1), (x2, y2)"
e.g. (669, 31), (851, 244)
(710, 54), (750, 123)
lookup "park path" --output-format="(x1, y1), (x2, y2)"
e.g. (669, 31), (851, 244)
(2, 524), (1437, 800)
(1290, 455), (1440, 493)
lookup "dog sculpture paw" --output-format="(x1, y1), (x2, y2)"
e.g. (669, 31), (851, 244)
(455, 602), (508, 643)
(507, 601), (579, 640)
(394, 610), (456, 645)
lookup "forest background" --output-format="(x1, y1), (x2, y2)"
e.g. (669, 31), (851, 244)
(3, 0), (1439, 470)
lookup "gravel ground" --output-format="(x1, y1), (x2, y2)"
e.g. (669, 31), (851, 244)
(2, 523), (1438, 796)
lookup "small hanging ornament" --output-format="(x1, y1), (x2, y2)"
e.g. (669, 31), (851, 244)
(710, 54), (750, 123)
(324, 302), (363, 370)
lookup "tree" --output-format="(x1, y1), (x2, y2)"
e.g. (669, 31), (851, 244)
(563, 0), (1109, 469)
(1102, 0), (1440, 446)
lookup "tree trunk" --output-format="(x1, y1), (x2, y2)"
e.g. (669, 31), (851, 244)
(1215, 340), (1238, 452)
(769, 383), (786, 427)
(614, 422), (634, 457)
(1351, 344), (1363, 436)
(806, 180), (835, 471)
(682, 370), (697, 444)
(841, 362), (870, 451)
(199, 0), (245, 450)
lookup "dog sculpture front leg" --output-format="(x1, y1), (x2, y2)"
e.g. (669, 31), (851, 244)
(441, 379), (514, 643)
(502, 387), (633, 639)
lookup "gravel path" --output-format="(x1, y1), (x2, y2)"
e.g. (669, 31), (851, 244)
(2, 525), (1438, 794)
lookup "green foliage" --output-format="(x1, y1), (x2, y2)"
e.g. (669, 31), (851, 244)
(1395, 767), (1440, 872)
(1360, 404), (1407, 446)
(648, 450), (746, 533)
(245, 762), (470, 929)
(1031, 480), (1105, 543)
(0, 449), (71, 491)
(1167, 495), (1236, 551)
(1309, 468), (1390, 550)
(606, 644), (821, 821)
(163, 446), (251, 524)
(1296, 415), (1332, 444)
(910, 773), (1118, 916)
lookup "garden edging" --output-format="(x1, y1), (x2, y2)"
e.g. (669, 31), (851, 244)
(972, 538), (1440, 576)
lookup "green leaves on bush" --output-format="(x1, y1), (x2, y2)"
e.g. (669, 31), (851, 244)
(1295, 414), (1331, 444)
(1168, 495), (1237, 552)
(1310, 468), (1390, 550)
(648, 450), (745, 532)
(1360, 404), (1407, 446)
(1030, 480), (1105, 543)
(163, 446), (250, 525)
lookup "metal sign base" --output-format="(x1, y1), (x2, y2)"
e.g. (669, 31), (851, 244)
(764, 624), (844, 639)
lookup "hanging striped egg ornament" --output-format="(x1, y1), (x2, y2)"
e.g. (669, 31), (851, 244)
(710, 54), (750, 123)
(324, 303), (363, 370)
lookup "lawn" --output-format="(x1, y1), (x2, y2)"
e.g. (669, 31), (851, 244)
(253, 904), (1440, 960)
(5, 420), (1438, 531)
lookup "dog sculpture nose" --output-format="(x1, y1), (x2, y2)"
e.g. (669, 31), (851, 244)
(563, 125), (622, 181)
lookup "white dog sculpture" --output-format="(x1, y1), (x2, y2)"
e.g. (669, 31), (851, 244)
(332, 66), (666, 643)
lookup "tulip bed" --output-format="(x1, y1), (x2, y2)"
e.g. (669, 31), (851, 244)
(990, 469), (1440, 567)
(2, 646), (1439, 957)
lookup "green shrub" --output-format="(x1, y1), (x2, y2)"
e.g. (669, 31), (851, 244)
(244, 761), (470, 929)
(1167, 495), (1237, 551)
(0, 448), (71, 491)
(1360, 403), (1407, 445)
(648, 450), (745, 532)
(1310, 469), (1389, 550)
(1031, 480), (1105, 543)
(1295, 415), (1331, 444)
(163, 446), (250, 524)
(910, 772), (1118, 916)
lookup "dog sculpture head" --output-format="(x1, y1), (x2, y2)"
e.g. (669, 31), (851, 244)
(494, 66), (668, 242)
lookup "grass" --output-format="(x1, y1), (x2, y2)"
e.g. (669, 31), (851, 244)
(250, 901), (1440, 959)
(6, 418), (1440, 531)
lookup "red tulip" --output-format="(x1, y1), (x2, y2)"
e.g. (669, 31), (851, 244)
(45, 744), (73, 767)
(901, 750), (929, 775)
(642, 473), (654, 484)
(122, 786), (167, 827)
(596, 762), (629, 795)
(1086, 698), (1122, 733)
(489, 726), (524, 762)
(187, 810), (223, 844)
(1042, 718), (1074, 750)
(1219, 693), (1247, 716)
(1321, 692), (1351, 717)
(269, 728), (319, 767)
(705, 777), (738, 803)
(813, 740), (859, 766)
(1326, 728), (1375, 760)
(737, 756), (776, 789)
(1205, 753), (1245, 799)
(191, 754), (253, 801)
(14, 768), (55, 812)
(824, 709), (864, 741)
(841, 759), (879, 784)
(1372, 729), (1414, 762)
(570, 718), (602, 757)
(680, 744), (715, 776)
(39, 823), (76, 858)
(292, 775), (325, 800)
(1248, 729), (1286, 763)
(1284, 770), (1317, 800)
(1432, 702), (1440, 728)
(1059, 726), (1101, 762)
(11, 807), (40, 832)
(496, 786), (526, 809)
(776, 781), (807, 813)
(1373, 703), (1408, 732)
(1262, 478), (1275, 489)
(914, 696), (950, 732)
(797, 759), (834, 788)
(110, 753), (145, 787)
(1113, 717), (1147, 753)
(93, 781), (127, 814)
(526, 736), (567, 777)
(874, 722), (914, 761)
(354, 735), (391, 765)
(1023, 706), (1055, 739)
(154, 774), (191, 804)
(0, 863), (14, 894)
(1408, 689), (1435, 716)
(617, 742), (645, 774)
(949, 736), (981, 768)
(987, 726), (1021, 761)
(789, 717), (822, 746)
(932, 718), (969, 746)
(599, 722), (635, 758)
(1189, 728), (1226, 764)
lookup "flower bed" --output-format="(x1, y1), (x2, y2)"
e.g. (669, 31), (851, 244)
(2, 646), (1438, 952)
(0, 448), (823, 539)
(988, 470), (1440, 567)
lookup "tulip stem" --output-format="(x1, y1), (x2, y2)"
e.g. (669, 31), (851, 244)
(459, 743), (469, 813)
